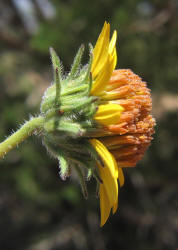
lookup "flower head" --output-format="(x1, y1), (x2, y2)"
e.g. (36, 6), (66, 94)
(40, 22), (155, 226)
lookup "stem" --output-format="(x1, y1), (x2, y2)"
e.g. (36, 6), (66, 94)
(0, 116), (44, 159)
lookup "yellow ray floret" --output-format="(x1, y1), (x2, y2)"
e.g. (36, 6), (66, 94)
(90, 139), (124, 226)
(111, 163), (124, 214)
(91, 22), (110, 78)
(94, 103), (124, 126)
(91, 22), (117, 96)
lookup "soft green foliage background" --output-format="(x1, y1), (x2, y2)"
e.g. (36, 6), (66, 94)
(0, 0), (178, 249)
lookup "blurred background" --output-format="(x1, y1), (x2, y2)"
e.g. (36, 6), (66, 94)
(0, 0), (178, 249)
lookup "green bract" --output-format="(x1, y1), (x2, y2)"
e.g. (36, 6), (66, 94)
(40, 46), (102, 196)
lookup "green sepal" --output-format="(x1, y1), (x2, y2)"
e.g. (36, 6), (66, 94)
(49, 47), (62, 82)
(49, 47), (62, 108)
(44, 117), (85, 137)
(61, 96), (98, 112)
(84, 103), (98, 118)
(68, 44), (85, 79)
(57, 121), (85, 137)
(93, 169), (103, 184)
(84, 45), (93, 95)
(57, 152), (69, 180)
(61, 84), (87, 97)
(73, 164), (88, 199)
(40, 45), (105, 199)
(87, 168), (92, 181)
(85, 161), (103, 184)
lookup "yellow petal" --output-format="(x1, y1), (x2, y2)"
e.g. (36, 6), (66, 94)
(90, 139), (117, 175)
(90, 139), (125, 225)
(90, 139), (118, 205)
(109, 47), (117, 74)
(98, 163), (118, 206)
(111, 154), (124, 187)
(91, 22), (118, 96)
(109, 30), (117, 54)
(91, 22), (110, 79)
(112, 201), (118, 214)
(118, 167), (124, 187)
(91, 56), (113, 95)
(99, 184), (111, 226)
(94, 104), (124, 126)
(112, 169), (124, 214)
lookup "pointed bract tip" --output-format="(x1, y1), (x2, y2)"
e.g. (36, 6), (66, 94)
(80, 44), (85, 50)
(88, 43), (93, 54)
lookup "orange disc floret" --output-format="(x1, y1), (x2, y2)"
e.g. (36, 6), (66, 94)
(99, 69), (156, 168)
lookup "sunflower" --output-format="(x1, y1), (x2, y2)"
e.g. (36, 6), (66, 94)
(39, 22), (155, 226)
(0, 20), (155, 226)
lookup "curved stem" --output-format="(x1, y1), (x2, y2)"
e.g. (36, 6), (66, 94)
(0, 116), (44, 159)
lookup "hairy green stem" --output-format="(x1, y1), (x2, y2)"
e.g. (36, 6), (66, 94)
(0, 116), (44, 159)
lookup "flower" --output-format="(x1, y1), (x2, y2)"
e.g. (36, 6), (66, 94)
(40, 22), (155, 227)
(0, 21), (155, 227)
(89, 22), (155, 226)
